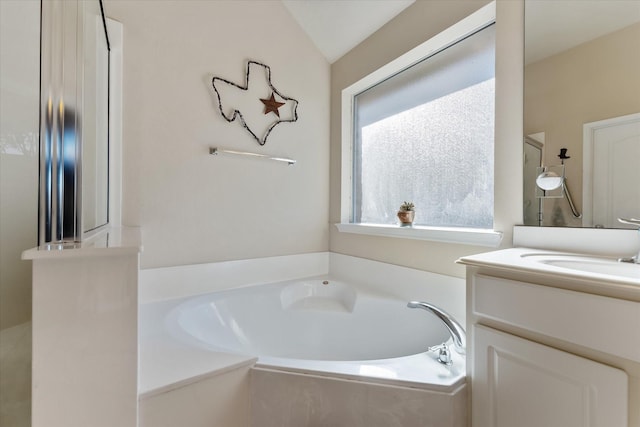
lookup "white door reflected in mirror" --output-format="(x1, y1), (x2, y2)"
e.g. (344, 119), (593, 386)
(583, 113), (640, 229)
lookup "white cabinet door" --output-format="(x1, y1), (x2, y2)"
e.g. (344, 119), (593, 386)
(472, 325), (628, 427)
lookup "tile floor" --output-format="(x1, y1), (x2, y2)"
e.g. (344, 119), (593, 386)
(0, 321), (31, 427)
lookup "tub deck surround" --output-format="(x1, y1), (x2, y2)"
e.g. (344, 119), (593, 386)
(139, 284), (465, 395)
(138, 253), (467, 400)
(139, 252), (330, 303)
(139, 297), (257, 398)
(255, 352), (465, 391)
(140, 279), (465, 396)
(140, 252), (466, 323)
(139, 337), (257, 398)
(23, 226), (142, 427)
(250, 368), (468, 427)
(328, 253), (466, 323)
(139, 365), (253, 427)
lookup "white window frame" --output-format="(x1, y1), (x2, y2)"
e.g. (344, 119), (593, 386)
(337, 1), (502, 247)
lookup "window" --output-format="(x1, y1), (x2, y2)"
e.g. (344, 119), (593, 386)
(339, 3), (500, 246)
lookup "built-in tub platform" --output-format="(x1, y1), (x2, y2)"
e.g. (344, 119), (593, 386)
(138, 253), (467, 427)
(139, 282), (465, 397)
(139, 295), (258, 398)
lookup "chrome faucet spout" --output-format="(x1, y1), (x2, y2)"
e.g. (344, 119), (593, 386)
(407, 301), (466, 354)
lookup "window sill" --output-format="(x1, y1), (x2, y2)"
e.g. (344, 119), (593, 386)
(335, 223), (503, 247)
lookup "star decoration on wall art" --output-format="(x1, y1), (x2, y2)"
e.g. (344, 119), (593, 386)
(260, 93), (286, 117)
(211, 60), (299, 146)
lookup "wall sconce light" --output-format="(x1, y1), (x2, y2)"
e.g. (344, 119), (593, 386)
(535, 165), (565, 197)
(535, 164), (581, 219)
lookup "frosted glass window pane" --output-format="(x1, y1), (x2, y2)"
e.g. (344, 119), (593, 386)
(353, 24), (495, 229)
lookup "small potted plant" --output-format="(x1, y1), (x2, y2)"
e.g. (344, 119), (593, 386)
(397, 201), (415, 227)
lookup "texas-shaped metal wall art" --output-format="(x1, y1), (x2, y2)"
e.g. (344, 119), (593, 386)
(211, 60), (299, 146)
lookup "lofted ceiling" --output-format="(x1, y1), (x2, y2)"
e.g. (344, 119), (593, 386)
(525, 0), (640, 64)
(283, 0), (640, 66)
(281, 0), (415, 64)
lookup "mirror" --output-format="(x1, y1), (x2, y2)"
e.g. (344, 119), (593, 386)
(523, 0), (640, 228)
(81, 0), (110, 233)
(39, 0), (110, 243)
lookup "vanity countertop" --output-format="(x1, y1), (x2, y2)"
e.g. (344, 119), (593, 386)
(458, 247), (640, 301)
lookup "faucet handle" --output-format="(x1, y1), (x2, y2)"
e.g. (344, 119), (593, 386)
(618, 218), (640, 265)
(428, 342), (452, 366)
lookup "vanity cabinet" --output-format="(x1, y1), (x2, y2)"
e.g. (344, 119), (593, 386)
(473, 325), (626, 427)
(460, 250), (640, 427)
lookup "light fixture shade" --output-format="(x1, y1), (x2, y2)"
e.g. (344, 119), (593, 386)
(535, 165), (565, 198)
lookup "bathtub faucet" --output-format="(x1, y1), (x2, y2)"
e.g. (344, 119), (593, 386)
(617, 218), (640, 264)
(407, 301), (466, 362)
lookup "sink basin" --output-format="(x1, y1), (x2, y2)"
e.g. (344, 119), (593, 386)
(541, 259), (640, 279)
(521, 253), (640, 280)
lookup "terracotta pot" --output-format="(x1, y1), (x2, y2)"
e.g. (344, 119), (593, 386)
(397, 210), (415, 226)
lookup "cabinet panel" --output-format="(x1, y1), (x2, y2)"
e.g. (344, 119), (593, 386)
(473, 325), (627, 427)
(472, 274), (640, 362)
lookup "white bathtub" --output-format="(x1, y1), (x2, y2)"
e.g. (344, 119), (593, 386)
(163, 278), (466, 390)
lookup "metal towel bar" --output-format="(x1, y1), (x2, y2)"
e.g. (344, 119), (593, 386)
(209, 147), (296, 165)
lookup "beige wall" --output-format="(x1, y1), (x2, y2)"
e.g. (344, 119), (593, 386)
(524, 22), (640, 227)
(105, 1), (331, 269)
(0, 0), (40, 330)
(329, 0), (524, 278)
